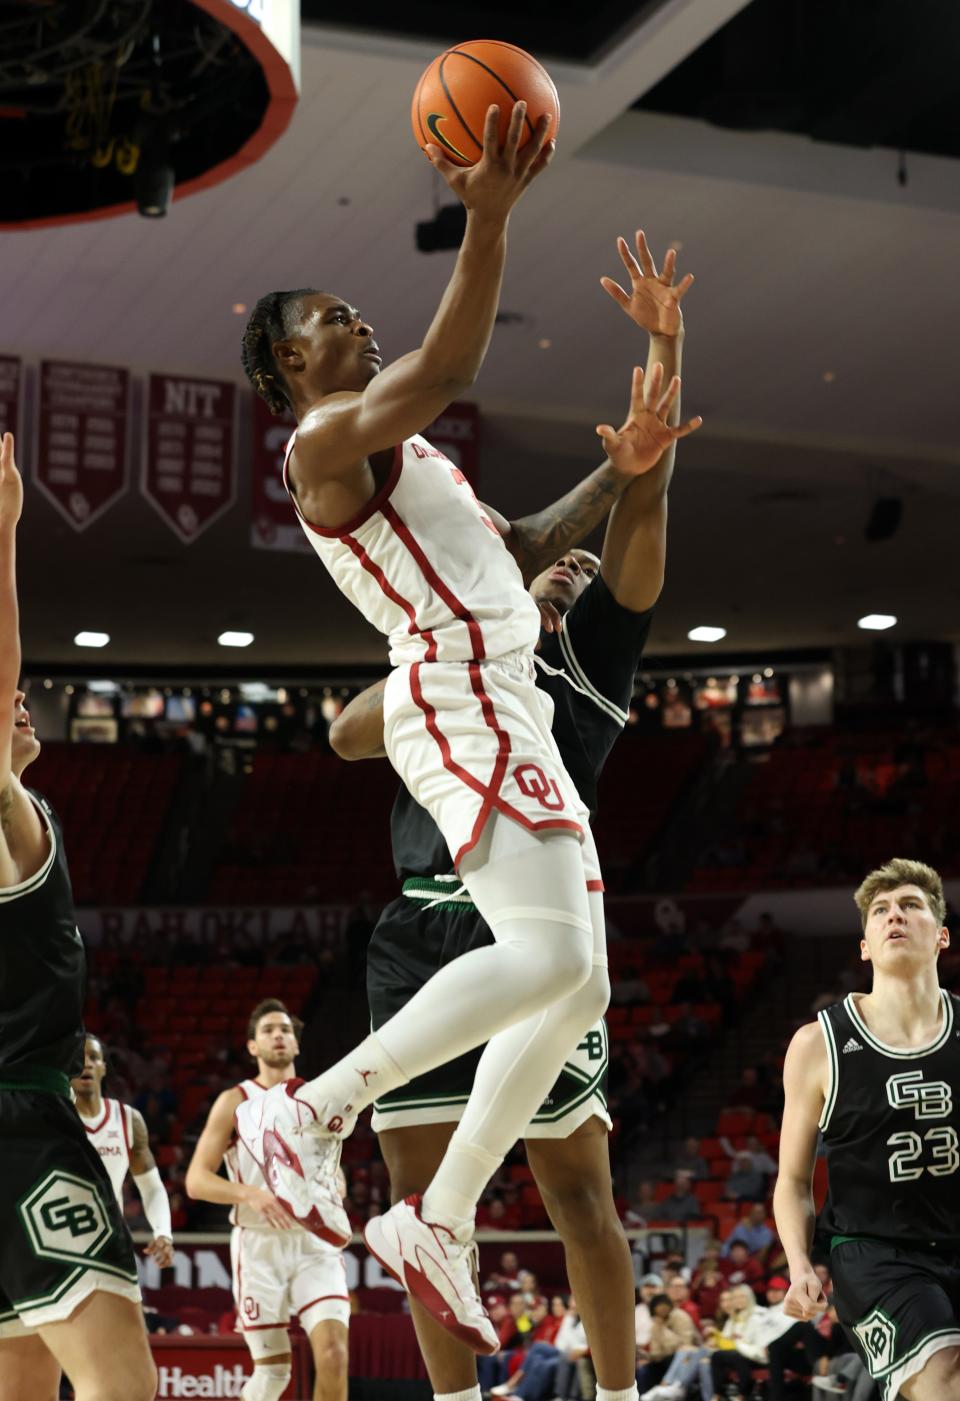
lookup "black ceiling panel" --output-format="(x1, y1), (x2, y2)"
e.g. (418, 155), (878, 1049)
(634, 0), (960, 161)
(300, 0), (661, 65)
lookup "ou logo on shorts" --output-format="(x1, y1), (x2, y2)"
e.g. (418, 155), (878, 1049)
(514, 764), (565, 812)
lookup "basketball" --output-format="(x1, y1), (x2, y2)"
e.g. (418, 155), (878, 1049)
(411, 40), (560, 168)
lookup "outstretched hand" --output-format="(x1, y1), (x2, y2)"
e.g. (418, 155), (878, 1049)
(424, 102), (555, 219)
(601, 231), (694, 339)
(595, 363), (701, 478)
(0, 433), (23, 529)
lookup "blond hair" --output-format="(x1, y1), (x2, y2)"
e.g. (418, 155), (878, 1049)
(853, 858), (946, 929)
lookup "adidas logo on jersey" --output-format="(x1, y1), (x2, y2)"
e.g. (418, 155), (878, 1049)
(842, 1037), (863, 1054)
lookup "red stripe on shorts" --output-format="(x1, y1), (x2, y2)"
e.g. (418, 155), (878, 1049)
(382, 501), (486, 660)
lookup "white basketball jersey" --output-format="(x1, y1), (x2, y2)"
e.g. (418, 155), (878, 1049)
(78, 1097), (133, 1205)
(284, 431), (541, 666)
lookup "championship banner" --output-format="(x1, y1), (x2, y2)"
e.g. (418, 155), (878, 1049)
(143, 375), (237, 543)
(0, 355), (21, 441)
(249, 395), (306, 552)
(34, 360), (129, 530)
(424, 401), (480, 488)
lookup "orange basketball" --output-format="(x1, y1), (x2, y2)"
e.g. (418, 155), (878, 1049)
(412, 40), (560, 169)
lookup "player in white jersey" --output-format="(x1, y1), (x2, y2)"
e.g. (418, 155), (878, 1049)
(70, 1036), (174, 1269)
(186, 1001), (350, 1401)
(237, 101), (700, 1358)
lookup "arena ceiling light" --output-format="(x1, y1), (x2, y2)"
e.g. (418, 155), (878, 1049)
(687, 625), (727, 643)
(857, 614), (897, 631)
(73, 631), (110, 648)
(218, 630), (254, 647)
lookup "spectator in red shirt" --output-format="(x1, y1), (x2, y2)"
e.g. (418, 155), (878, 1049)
(484, 1250), (523, 1293)
(718, 1241), (763, 1292)
(691, 1263), (723, 1321)
(533, 1295), (567, 1346)
(665, 1275), (701, 1329)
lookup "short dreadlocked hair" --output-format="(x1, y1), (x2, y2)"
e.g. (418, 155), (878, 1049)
(241, 288), (320, 416)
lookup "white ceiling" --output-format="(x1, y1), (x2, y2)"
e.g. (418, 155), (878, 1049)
(4, 1), (960, 667)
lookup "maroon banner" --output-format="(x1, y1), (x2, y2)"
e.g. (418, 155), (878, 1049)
(0, 355), (21, 442)
(248, 394), (307, 552)
(144, 375), (236, 543)
(424, 401), (480, 488)
(150, 1335), (307, 1399)
(35, 360), (129, 530)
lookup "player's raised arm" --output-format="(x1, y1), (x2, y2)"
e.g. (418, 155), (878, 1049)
(598, 232), (700, 612)
(0, 433), (23, 799)
(290, 103), (554, 483)
(128, 1108), (174, 1268)
(774, 1021), (830, 1320)
(185, 1087), (295, 1229)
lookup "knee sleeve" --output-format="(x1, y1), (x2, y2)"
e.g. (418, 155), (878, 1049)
(241, 1360), (292, 1401)
(244, 1327), (290, 1362)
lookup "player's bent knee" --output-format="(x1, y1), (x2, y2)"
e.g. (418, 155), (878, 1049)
(315, 1336), (349, 1376)
(540, 1175), (616, 1239)
(242, 1360), (292, 1401)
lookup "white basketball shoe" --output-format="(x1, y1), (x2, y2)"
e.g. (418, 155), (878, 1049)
(364, 1194), (499, 1354)
(235, 1077), (351, 1248)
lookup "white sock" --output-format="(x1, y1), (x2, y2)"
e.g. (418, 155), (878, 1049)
(434, 1389), (482, 1401)
(297, 1032), (409, 1122)
(422, 1141), (502, 1234)
(597, 1387), (639, 1401)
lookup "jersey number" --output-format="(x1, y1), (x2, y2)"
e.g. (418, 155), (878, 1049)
(887, 1126), (960, 1182)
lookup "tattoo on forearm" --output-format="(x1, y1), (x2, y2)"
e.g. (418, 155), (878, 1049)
(511, 468), (622, 577)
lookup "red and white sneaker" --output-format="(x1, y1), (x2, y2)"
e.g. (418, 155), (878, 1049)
(364, 1195), (499, 1355)
(235, 1078), (351, 1248)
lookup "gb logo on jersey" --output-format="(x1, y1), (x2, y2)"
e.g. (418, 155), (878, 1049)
(18, 1171), (111, 1265)
(886, 1070), (953, 1120)
(853, 1308), (897, 1377)
(514, 764), (565, 812)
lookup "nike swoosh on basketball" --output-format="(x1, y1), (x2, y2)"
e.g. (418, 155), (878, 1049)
(426, 113), (470, 163)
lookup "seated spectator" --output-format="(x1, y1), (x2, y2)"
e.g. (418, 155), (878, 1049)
(611, 972), (651, 1005)
(625, 1180), (660, 1226)
(718, 917), (750, 954)
(691, 1263), (724, 1321)
(720, 1132), (778, 1179)
(656, 1170), (701, 1223)
(493, 1295), (586, 1401)
(635, 1274), (663, 1350)
(717, 1241), (763, 1292)
(636, 1292), (699, 1394)
(660, 1250), (691, 1285)
(674, 1135), (709, 1179)
(665, 1275), (700, 1329)
(476, 1195), (510, 1230)
(725, 1066), (764, 1112)
(753, 910), (784, 946)
(724, 1151), (767, 1203)
(517, 1270), (542, 1307)
(484, 1249), (523, 1293)
(722, 1203), (774, 1260)
(708, 1283), (769, 1399)
(500, 1183), (524, 1231)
